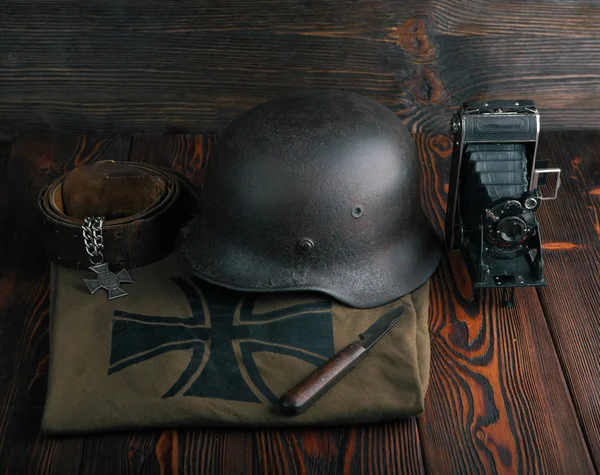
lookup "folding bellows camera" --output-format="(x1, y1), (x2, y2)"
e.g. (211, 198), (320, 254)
(445, 100), (561, 298)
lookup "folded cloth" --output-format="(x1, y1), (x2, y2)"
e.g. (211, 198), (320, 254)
(42, 254), (431, 434)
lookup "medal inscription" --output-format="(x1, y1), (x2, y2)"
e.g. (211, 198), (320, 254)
(97, 271), (120, 291)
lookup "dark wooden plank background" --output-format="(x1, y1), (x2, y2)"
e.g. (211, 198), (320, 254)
(2, 0), (600, 135)
(1, 131), (599, 474)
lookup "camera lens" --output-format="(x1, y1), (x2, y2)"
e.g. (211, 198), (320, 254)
(496, 217), (527, 244)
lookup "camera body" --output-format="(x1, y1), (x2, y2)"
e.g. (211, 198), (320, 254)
(445, 100), (560, 290)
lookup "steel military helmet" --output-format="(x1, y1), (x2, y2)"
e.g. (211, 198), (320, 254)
(178, 90), (441, 308)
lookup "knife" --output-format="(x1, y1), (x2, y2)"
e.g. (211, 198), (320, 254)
(278, 305), (405, 415)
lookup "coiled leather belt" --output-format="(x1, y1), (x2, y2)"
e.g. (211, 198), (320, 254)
(38, 161), (200, 270)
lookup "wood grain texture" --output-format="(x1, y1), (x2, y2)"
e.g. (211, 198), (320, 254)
(175, 429), (254, 475)
(128, 135), (217, 186)
(249, 422), (425, 475)
(415, 132), (595, 474)
(0, 142), (10, 176)
(2, 1), (600, 134)
(535, 131), (600, 469)
(0, 136), (130, 475)
(79, 432), (162, 475)
(170, 424), (424, 475)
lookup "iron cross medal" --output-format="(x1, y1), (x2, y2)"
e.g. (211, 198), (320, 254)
(82, 216), (134, 300)
(84, 263), (134, 300)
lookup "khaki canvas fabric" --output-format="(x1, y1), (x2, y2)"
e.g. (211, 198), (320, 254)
(42, 254), (431, 434)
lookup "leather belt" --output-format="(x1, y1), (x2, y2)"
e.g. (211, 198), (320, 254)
(38, 161), (200, 270)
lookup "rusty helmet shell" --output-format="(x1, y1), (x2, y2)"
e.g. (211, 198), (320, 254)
(178, 90), (441, 308)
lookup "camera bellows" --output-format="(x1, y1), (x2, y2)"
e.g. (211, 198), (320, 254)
(474, 161), (524, 172)
(472, 148), (528, 197)
(464, 144), (528, 222)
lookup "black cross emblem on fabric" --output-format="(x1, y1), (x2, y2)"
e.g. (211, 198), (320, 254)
(108, 277), (334, 403)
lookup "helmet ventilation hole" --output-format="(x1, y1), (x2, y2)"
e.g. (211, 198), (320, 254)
(352, 205), (364, 218)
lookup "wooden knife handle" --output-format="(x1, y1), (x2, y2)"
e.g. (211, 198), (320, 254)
(279, 342), (367, 415)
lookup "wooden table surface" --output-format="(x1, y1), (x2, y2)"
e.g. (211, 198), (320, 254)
(0, 131), (598, 474)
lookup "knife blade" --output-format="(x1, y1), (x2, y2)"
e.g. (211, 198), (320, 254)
(278, 305), (405, 415)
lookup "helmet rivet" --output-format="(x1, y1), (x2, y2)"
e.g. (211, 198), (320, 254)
(298, 238), (314, 254)
(352, 205), (363, 218)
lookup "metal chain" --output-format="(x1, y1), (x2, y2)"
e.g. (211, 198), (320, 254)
(82, 216), (105, 265)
